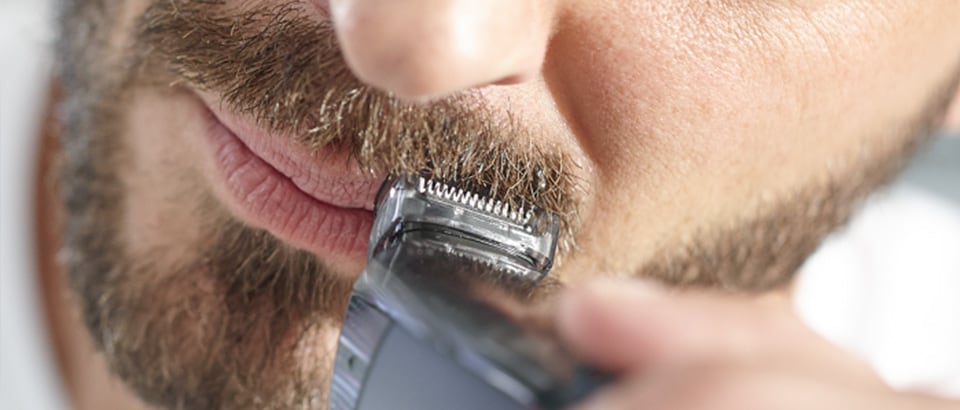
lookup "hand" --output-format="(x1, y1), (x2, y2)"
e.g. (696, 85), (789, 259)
(557, 279), (956, 410)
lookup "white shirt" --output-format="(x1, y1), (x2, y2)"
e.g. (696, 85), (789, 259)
(1, 1), (958, 408)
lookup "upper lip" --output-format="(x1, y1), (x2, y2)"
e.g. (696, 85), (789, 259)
(198, 92), (384, 211)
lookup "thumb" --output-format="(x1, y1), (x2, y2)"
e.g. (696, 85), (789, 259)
(556, 279), (793, 372)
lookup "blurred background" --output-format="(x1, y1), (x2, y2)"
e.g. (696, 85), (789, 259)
(2, 0), (958, 408)
(2, 0), (66, 409)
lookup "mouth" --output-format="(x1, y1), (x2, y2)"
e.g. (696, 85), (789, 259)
(197, 92), (383, 275)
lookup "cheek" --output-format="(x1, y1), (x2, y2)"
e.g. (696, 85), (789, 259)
(554, 1), (958, 188)
(118, 89), (219, 262)
(545, 0), (960, 271)
(552, 3), (846, 181)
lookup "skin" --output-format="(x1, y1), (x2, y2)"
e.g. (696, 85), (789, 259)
(327, 0), (960, 283)
(558, 282), (960, 410)
(46, 0), (960, 409)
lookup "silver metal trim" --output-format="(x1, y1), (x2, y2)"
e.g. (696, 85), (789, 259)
(329, 297), (392, 410)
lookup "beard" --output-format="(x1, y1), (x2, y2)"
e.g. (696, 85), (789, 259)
(55, 0), (955, 409)
(58, 1), (580, 408)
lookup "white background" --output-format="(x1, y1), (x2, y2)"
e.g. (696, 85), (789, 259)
(1, 0), (68, 409)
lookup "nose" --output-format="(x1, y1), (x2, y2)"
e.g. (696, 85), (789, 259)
(328, 0), (557, 100)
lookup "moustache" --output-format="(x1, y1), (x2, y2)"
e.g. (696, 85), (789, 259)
(137, 0), (583, 253)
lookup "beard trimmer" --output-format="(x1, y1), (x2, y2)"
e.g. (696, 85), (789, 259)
(328, 174), (607, 410)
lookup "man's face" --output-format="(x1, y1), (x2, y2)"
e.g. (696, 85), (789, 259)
(57, 0), (960, 408)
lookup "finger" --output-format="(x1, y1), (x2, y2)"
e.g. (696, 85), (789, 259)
(570, 366), (910, 410)
(557, 279), (800, 372)
(567, 367), (777, 410)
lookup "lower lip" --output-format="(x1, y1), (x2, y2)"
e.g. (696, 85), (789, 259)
(200, 107), (373, 271)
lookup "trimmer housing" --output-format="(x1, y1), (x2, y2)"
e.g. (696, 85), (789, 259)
(328, 174), (605, 410)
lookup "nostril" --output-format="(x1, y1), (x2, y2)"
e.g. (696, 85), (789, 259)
(492, 74), (533, 87)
